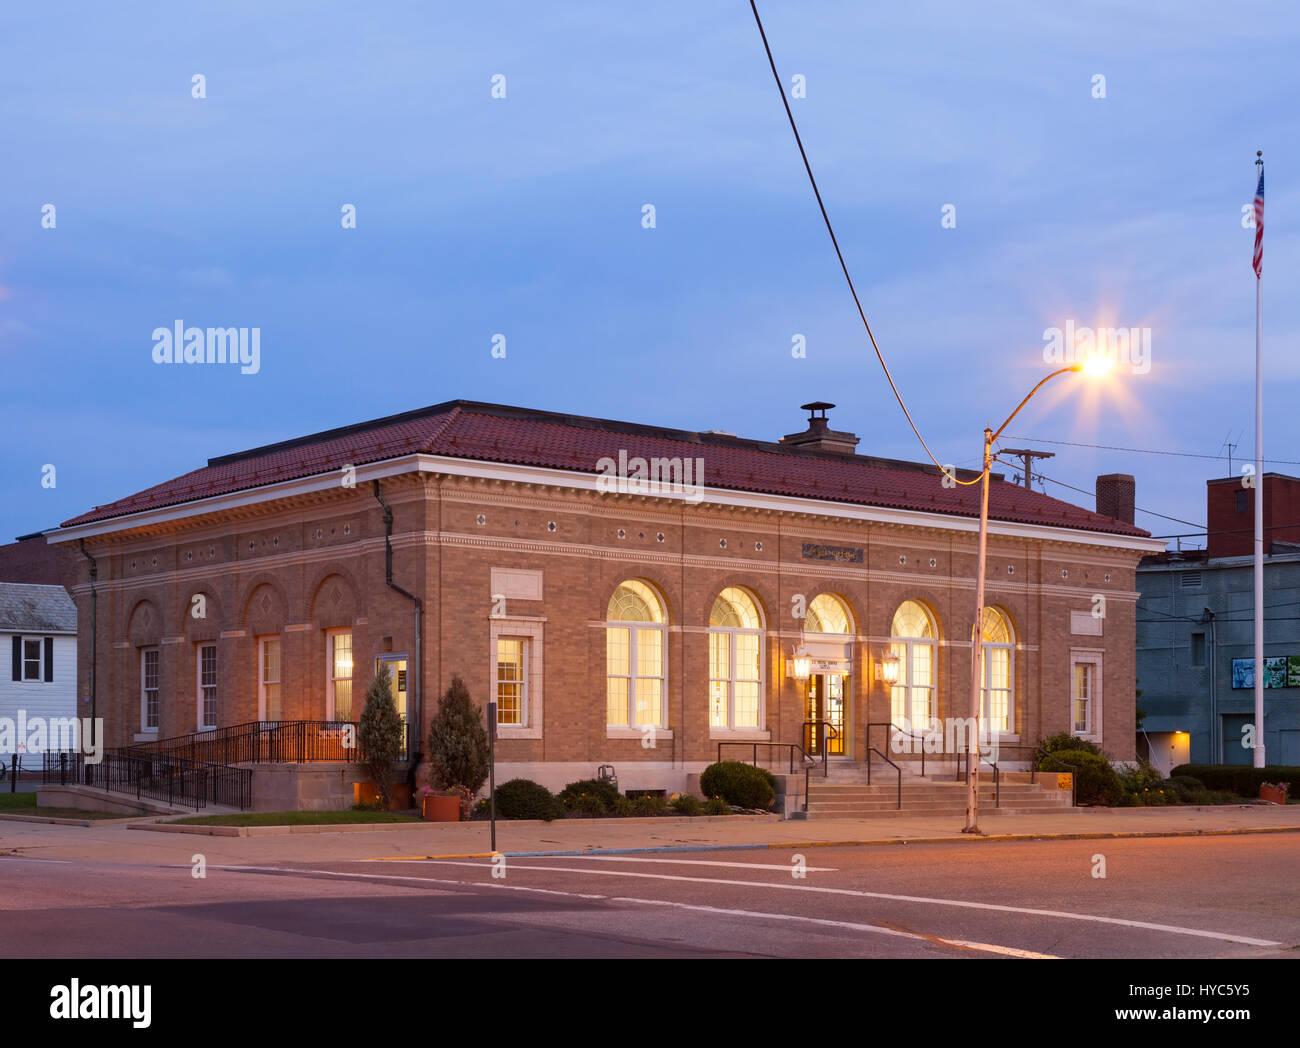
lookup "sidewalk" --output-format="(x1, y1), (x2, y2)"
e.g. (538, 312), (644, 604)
(1, 804), (1296, 868)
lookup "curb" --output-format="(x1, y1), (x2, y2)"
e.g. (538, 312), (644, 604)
(0, 812), (149, 828)
(360, 824), (1300, 859)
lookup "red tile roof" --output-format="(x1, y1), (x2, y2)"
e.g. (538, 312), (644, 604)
(59, 400), (1150, 539)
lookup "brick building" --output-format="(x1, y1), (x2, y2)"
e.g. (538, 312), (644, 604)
(48, 400), (1163, 796)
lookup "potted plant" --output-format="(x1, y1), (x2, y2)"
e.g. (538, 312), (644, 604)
(1259, 781), (1290, 805)
(419, 786), (461, 822)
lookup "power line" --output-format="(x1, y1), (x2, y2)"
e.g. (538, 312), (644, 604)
(1003, 434), (1300, 468)
(748, 1), (979, 487)
(989, 454), (1202, 528)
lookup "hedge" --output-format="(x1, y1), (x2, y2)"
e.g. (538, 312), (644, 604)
(558, 778), (622, 814)
(1037, 749), (1124, 806)
(1171, 764), (1300, 797)
(699, 761), (776, 810)
(493, 778), (565, 820)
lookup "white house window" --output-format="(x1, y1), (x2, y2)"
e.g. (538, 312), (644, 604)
(1073, 662), (1094, 734)
(606, 580), (666, 728)
(260, 636), (282, 721)
(141, 647), (160, 731)
(328, 631), (354, 721)
(23, 639), (41, 681)
(980, 608), (1014, 734)
(890, 600), (935, 730)
(709, 587), (762, 729)
(198, 644), (217, 729)
(496, 637), (527, 726)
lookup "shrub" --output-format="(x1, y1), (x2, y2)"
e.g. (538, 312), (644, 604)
(357, 669), (405, 809)
(427, 675), (490, 796)
(613, 795), (636, 817)
(1037, 749), (1123, 806)
(669, 793), (703, 816)
(699, 761), (777, 810)
(1038, 731), (1103, 757)
(1117, 759), (1163, 795)
(1163, 775), (1207, 803)
(566, 792), (607, 818)
(1171, 764), (1300, 798)
(704, 796), (730, 815)
(494, 778), (565, 821)
(634, 793), (670, 817)
(559, 778), (622, 814)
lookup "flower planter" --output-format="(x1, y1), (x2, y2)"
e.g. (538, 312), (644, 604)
(422, 794), (461, 822)
(1259, 784), (1289, 805)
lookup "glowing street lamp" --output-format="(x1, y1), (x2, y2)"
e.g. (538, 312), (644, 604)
(877, 651), (901, 685)
(963, 362), (1098, 835)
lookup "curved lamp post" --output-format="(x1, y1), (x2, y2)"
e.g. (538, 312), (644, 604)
(963, 360), (1108, 834)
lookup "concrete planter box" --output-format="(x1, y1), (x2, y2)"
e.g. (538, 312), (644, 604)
(422, 794), (460, 821)
(1259, 784), (1289, 805)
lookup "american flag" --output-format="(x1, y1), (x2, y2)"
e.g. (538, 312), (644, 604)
(1253, 162), (1265, 279)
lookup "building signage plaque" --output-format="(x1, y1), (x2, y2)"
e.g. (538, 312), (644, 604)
(802, 542), (863, 564)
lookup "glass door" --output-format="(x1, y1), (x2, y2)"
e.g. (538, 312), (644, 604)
(804, 674), (848, 756)
(375, 656), (409, 759)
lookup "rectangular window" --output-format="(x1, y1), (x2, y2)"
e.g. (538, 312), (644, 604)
(982, 646), (1011, 733)
(141, 648), (160, 731)
(734, 632), (760, 728)
(328, 632), (353, 721)
(1190, 632), (1206, 667)
(1073, 662), (1093, 734)
(1237, 490), (1248, 513)
(496, 638), (526, 726)
(708, 632), (729, 727)
(260, 637), (282, 721)
(606, 626), (630, 726)
(23, 639), (41, 681)
(198, 644), (217, 729)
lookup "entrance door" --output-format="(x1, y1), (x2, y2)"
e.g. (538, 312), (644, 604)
(804, 673), (848, 756)
(375, 656), (409, 759)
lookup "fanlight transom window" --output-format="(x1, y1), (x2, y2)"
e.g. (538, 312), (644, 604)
(606, 580), (667, 728)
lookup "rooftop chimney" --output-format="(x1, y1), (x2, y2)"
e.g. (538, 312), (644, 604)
(1096, 473), (1135, 525)
(780, 402), (860, 456)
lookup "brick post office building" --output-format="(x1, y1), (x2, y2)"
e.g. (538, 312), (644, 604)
(49, 400), (1164, 798)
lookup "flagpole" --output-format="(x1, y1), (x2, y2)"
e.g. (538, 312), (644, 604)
(1253, 151), (1266, 769)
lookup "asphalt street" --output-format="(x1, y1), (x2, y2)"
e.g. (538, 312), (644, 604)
(2, 834), (1295, 959)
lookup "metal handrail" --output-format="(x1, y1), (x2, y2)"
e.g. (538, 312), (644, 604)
(865, 746), (903, 810)
(955, 750), (1001, 807)
(867, 721), (929, 777)
(801, 719), (841, 764)
(716, 741), (820, 812)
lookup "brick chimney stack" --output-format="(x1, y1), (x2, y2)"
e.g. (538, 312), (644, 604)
(1096, 474), (1136, 525)
(780, 402), (860, 455)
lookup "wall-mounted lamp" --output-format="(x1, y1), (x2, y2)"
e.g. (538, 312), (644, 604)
(875, 651), (901, 685)
(788, 648), (811, 681)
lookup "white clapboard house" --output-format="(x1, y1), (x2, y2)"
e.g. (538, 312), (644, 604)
(0, 582), (78, 766)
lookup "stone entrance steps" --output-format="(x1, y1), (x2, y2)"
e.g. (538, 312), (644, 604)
(802, 779), (1073, 818)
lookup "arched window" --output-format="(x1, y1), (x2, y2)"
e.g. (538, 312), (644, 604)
(890, 600), (936, 730)
(805, 593), (851, 635)
(606, 580), (666, 728)
(981, 607), (1014, 733)
(709, 588), (763, 729)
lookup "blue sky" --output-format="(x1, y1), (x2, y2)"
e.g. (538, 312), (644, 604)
(3, 1), (1298, 546)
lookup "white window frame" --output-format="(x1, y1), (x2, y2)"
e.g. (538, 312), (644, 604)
(140, 647), (160, 733)
(326, 629), (354, 722)
(1071, 649), (1103, 744)
(889, 603), (936, 733)
(490, 617), (544, 739)
(22, 637), (43, 682)
(980, 611), (1015, 736)
(605, 583), (669, 737)
(708, 614), (764, 732)
(495, 637), (528, 727)
(196, 643), (217, 731)
(258, 635), (282, 722)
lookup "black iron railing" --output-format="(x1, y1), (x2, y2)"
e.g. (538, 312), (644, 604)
(801, 719), (842, 759)
(867, 721), (929, 776)
(716, 741), (820, 811)
(955, 749), (1001, 807)
(864, 746), (902, 809)
(42, 750), (252, 811)
(128, 720), (365, 766)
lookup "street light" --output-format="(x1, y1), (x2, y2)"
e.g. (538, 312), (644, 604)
(963, 363), (1090, 835)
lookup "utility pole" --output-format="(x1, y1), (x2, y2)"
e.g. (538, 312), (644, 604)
(998, 448), (1055, 491)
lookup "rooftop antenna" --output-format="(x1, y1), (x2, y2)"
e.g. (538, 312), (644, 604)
(1220, 430), (1238, 476)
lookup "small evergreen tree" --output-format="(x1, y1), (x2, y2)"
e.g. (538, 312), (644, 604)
(428, 675), (490, 795)
(358, 668), (405, 809)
